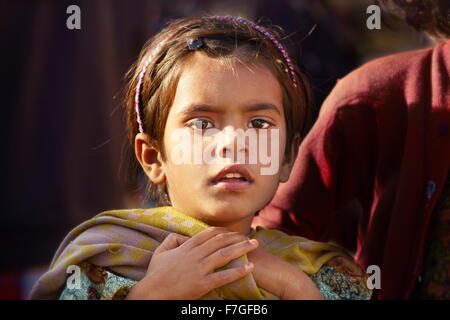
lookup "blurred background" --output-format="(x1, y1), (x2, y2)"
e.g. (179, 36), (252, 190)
(1, 0), (432, 299)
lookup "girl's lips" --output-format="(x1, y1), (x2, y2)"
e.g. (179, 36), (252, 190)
(211, 179), (252, 191)
(210, 164), (254, 183)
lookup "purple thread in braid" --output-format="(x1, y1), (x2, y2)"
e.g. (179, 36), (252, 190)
(134, 40), (168, 133)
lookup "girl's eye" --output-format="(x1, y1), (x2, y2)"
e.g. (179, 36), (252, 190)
(187, 119), (214, 130)
(249, 119), (272, 129)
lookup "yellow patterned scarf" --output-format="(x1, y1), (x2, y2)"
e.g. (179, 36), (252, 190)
(30, 206), (346, 299)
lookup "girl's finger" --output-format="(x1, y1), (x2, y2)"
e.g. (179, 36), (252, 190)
(154, 233), (190, 254)
(194, 231), (250, 258)
(202, 239), (259, 270)
(203, 263), (254, 292)
(182, 227), (234, 249)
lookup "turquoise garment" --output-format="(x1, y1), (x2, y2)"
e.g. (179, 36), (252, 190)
(59, 263), (136, 300)
(59, 262), (371, 300)
(310, 265), (372, 300)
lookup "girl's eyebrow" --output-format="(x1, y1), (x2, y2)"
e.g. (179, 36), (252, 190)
(245, 103), (281, 115)
(179, 104), (215, 116)
(179, 103), (281, 117)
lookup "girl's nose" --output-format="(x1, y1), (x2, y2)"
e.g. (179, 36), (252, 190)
(215, 126), (248, 160)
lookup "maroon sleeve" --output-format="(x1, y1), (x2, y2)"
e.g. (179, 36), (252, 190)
(255, 96), (378, 253)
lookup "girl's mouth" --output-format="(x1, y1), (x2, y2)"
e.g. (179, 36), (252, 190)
(211, 173), (252, 191)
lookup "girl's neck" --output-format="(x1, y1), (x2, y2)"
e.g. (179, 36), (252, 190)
(203, 216), (254, 236)
(167, 204), (256, 236)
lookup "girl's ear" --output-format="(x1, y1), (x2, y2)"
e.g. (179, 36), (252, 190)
(279, 134), (300, 183)
(135, 133), (166, 184)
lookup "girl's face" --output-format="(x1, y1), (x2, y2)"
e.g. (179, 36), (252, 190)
(137, 53), (294, 234)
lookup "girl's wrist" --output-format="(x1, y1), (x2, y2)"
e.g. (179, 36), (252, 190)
(125, 279), (150, 300)
(283, 269), (323, 300)
(125, 276), (165, 300)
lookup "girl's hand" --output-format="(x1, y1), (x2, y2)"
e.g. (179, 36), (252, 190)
(126, 227), (258, 300)
(247, 247), (323, 300)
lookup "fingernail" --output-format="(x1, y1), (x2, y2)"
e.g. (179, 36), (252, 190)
(249, 239), (258, 246)
(244, 262), (254, 270)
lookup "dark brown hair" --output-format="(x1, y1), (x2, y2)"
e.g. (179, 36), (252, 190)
(380, 0), (450, 41)
(123, 16), (313, 206)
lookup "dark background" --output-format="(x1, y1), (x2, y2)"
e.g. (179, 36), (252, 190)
(0, 0), (431, 299)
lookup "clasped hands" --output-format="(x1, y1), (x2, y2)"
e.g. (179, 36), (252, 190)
(126, 227), (323, 300)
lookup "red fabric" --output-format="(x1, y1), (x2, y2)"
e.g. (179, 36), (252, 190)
(0, 272), (21, 300)
(254, 40), (450, 299)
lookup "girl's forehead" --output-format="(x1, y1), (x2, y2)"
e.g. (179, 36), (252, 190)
(171, 53), (283, 113)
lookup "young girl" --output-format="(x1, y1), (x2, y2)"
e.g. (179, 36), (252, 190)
(30, 15), (371, 300)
